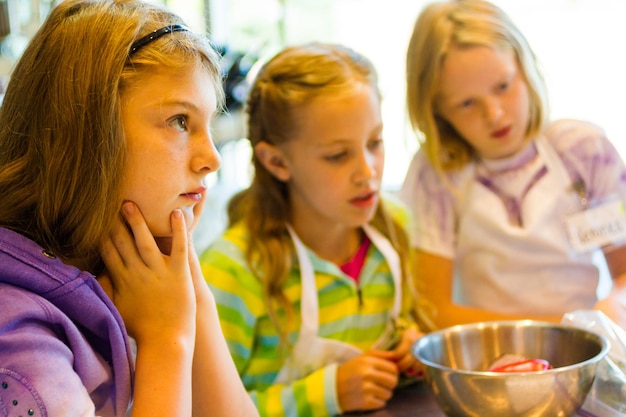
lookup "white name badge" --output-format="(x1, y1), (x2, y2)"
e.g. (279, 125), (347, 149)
(565, 200), (626, 253)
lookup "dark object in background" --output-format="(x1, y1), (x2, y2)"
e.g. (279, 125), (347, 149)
(213, 44), (258, 112)
(0, 1), (10, 38)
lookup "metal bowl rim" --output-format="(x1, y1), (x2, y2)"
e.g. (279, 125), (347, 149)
(413, 320), (611, 376)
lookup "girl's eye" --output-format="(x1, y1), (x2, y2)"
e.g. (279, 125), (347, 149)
(497, 81), (509, 92)
(459, 98), (474, 109)
(325, 151), (347, 162)
(168, 115), (188, 132)
(368, 138), (384, 150)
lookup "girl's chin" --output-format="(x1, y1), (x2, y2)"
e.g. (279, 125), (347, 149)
(151, 209), (196, 233)
(181, 207), (199, 231)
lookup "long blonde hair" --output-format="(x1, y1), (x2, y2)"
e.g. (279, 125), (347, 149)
(230, 43), (412, 341)
(0, 0), (223, 273)
(406, 0), (549, 173)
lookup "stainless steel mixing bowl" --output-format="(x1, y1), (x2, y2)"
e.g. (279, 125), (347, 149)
(412, 320), (610, 417)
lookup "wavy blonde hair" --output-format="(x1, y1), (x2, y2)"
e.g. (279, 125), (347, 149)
(229, 43), (412, 341)
(0, 0), (223, 273)
(406, 0), (549, 173)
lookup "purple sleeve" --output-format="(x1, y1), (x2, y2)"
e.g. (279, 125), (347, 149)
(399, 150), (458, 258)
(0, 369), (45, 417)
(0, 289), (97, 417)
(548, 119), (626, 205)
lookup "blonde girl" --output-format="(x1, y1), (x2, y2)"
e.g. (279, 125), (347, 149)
(201, 43), (422, 416)
(401, 0), (626, 331)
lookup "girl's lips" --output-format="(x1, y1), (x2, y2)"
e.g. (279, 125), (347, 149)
(350, 192), (378, 208)
(180, 189), (205, 202)
(492, 125), (511, 139)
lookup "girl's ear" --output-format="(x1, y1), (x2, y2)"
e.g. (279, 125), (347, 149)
(254, 141), (291, 181)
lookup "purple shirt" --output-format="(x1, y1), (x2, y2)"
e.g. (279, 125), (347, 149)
(0, 227), (133, 416)
(400, 119), (626, 257)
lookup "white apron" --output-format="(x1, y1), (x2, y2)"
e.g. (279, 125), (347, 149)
(274, 224), (402, 384)
(455, 138), (599, 315)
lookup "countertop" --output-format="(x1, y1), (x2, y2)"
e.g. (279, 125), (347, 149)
(344, 381), (596, 417)
(345, 381), (445, 417)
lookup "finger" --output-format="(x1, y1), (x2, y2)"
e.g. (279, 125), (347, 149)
(362, 389), (389, 410)
(390, 328), (420, 356)
(120, 201), (162, 267)
(365, 358), (399, 390)
(106, 212), (152, 281)
(396, 352), (416, 373)
(367, 349), (399, 361)
(397, 353), (424, 378)
(365, 351), (399, 367)
(168, 209), (188, 271)
(370, 370), (399, 392)
(105, 212), (140, 270)
(188, 242), (201, 277)
(187, 238), (207, 291)
(100, 233), (123, 272)
(98, 236), (132, 300)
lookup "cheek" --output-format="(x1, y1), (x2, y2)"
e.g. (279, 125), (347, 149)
(521, 93), (532, 121)
(289, 168), (331, 202)
(376, 151), (385, 172)
(511, 83), (531, 119)
(128, 189), (172, 236)
(120, 173), (173, 237)
(143, 207), (173, 238)
(446, 115), (474, 140)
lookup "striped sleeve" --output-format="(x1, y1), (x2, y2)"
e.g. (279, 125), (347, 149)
(200, 225), (341, 417)
(201, 236), (262, 371)
(251, 365), (340, 417)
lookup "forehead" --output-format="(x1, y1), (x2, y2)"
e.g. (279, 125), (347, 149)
(302, 83), (379, 119)
(286, 84), (382, 143)
(437, 45), (517, 98)
(119, 64), (219, 135)
(122, 63), (215, 101)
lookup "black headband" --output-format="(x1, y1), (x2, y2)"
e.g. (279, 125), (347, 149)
(129, 24), (189, 56)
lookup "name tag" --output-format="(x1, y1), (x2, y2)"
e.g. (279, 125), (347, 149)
(565, 200), (626, 253)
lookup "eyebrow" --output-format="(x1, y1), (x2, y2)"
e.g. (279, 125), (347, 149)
(146, 99), (217, 122)
(316, 126), (384, 145)
(153, 99), (217, 116)
(157, 100), (199, 110)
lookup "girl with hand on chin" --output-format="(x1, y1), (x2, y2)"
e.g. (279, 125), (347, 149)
(0, 1), (257, 416)
(200, 43), (423, 416)
(401, 0), (626, 331)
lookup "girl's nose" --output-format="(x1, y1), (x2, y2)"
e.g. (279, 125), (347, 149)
(484, 98), (503, 124)
(353, 150), (378, 184)
(192, 129), (222, 175)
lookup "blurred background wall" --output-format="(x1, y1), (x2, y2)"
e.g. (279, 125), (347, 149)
(2, 0), (624, 252)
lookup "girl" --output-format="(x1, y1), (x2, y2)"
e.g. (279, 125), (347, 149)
(0, 1), (257, 416)
(200, 43), (422, 416)
(401, 0), (626, 331)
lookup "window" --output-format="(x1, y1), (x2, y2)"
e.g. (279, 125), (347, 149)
(198, 0), (626, 190)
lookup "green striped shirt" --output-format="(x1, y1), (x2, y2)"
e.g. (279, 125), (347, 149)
(200, 201), (415, 416)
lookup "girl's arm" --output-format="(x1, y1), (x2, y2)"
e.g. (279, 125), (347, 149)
(101, 203), (196, 417)
(597, 245), (626, 328)
(188, 245), (260, 417)
(414, 249), (563, 331)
